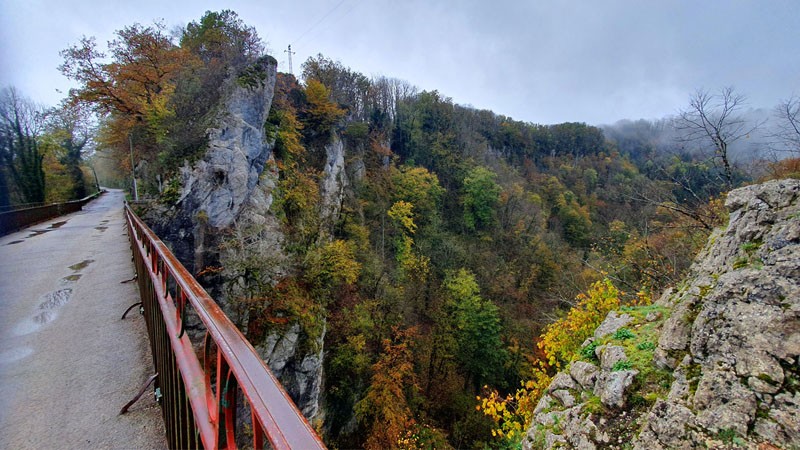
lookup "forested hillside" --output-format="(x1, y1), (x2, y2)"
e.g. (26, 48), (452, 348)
(27, 10), (799, 449)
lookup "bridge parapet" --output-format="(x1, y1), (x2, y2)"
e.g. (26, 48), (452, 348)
(0, 191), (103, 236)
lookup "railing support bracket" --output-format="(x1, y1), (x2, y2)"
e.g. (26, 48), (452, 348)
(120, 274), (138, 283)
(121, 302), (144, 320)
(119, 373), (159, 415)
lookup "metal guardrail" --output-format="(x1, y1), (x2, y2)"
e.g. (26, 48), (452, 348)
(0, 191), (104, 236)
(124, 204), (326, 450)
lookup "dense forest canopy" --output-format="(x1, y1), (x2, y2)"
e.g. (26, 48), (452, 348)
(2, 9), (798, 449)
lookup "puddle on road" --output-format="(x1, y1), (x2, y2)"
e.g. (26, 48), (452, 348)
(23, 221), (68, 238)
(13, 318), (42, 336)
(33, 310), (54, 324)
(94, 226), (108, 232)
(13, 288), (74, 336)
(9, 245), (86, 338)
(6, 240), (23, 245)
(0, 347), (33, 364)
(39, 288), (73, 309)
(69, 259), (94, 271)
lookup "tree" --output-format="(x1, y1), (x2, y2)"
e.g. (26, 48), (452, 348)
(771, 96), (800, 155)
(60, 22), (194, 189)
(303, 79), (345, 135)
(444, 268), (505, 392)
(462, 166), (501, 231)
(46, 102), (94, 199)
(391, 165), (444, 220)
(60, 23), (186, 122)
(0, 87), (46, 205)
(674, 87), (762, 186)
(355, 327), (420, 450)
(304, 239), (361, 301)
(301, 54), (371, 120)
(180, 10), (262, 68)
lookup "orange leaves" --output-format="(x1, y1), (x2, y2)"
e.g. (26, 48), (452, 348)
(61, 23), (191, 120)
(60, 22), (200, 172)
(355, 327), (419, 450)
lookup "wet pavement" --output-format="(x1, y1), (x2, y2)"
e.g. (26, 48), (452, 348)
(0, 190), (166, 448)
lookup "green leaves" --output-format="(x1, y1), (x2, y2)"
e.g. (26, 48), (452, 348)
(304, 240), (361, 300)
(612, 327), (635, 340)
(444, 268), (505, 390)
(462, 166), (501, 231)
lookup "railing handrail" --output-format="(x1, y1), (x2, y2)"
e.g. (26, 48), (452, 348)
(0, 191), (105, 237)
(0, 190), (103, 213)
(124, 203), (326, 450)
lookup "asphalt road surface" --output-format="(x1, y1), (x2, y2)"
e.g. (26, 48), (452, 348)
(0, 189), (165, 448)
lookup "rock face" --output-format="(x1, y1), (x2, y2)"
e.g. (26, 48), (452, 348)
(143, 57), (327, 421)
(147, 56), (279, 275)
(523, 179), (800, 449)
(319, 133), (349, 237)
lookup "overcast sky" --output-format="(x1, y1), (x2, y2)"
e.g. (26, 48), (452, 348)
(1, 0), (798, 125)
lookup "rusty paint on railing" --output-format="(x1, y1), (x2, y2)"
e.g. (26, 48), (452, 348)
(124, 203), (326, 450)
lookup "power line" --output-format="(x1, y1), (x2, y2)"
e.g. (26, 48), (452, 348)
(298, 0), (362, 50)
(292, 0), (348, 46)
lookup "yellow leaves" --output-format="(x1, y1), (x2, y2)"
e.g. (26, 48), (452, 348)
(306, 240), (361, 288)
(388, 200), (417, 234)
(388, 200), (429, 280)
(304, 79), (344, 131)
(275, 109), (305, 159)
(538, 278), (621, 369)
(476, 279), (624, 445)
(477, 367), (551, 443)
(391, 166), (444, 216)
(634, 290), (653, 306)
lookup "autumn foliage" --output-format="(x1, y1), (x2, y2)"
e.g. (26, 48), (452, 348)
(477, 278), (628, 443)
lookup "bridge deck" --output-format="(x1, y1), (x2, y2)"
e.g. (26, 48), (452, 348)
(0, 190), (165, 448)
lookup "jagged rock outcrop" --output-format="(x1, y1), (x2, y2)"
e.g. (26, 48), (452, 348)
(319, 133), (349, 236)
(147, 56), (279, 275)
(524, 179), (800, 449)
(143, 56), (327, 420)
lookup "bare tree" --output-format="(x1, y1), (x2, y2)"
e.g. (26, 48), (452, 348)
(674, 87), (763, 186)
(770, 96), (800, 155)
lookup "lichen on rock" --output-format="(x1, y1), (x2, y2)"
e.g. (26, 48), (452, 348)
(523, 179), (800, 450)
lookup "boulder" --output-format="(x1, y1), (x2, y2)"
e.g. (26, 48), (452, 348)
(594, 370), (638, 408)
(570, 361), (600, 390)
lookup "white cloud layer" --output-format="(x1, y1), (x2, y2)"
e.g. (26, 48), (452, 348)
(1, 0), (798, 124)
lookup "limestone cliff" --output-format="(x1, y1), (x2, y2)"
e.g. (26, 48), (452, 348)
(143, 56), (328, 421)
(523, 179), (800, 449)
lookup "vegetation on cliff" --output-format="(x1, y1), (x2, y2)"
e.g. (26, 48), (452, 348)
(4, 9), (792, 449)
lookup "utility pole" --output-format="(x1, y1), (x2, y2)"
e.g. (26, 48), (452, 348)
(284, 45), (296, 75)
(129, 134), (138, 201)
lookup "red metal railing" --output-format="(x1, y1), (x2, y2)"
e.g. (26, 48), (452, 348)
(124, 204), (326, 450)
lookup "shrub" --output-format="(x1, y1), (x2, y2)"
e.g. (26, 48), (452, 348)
(612, 360), (633, 371)
(613, 327), (635, 340)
